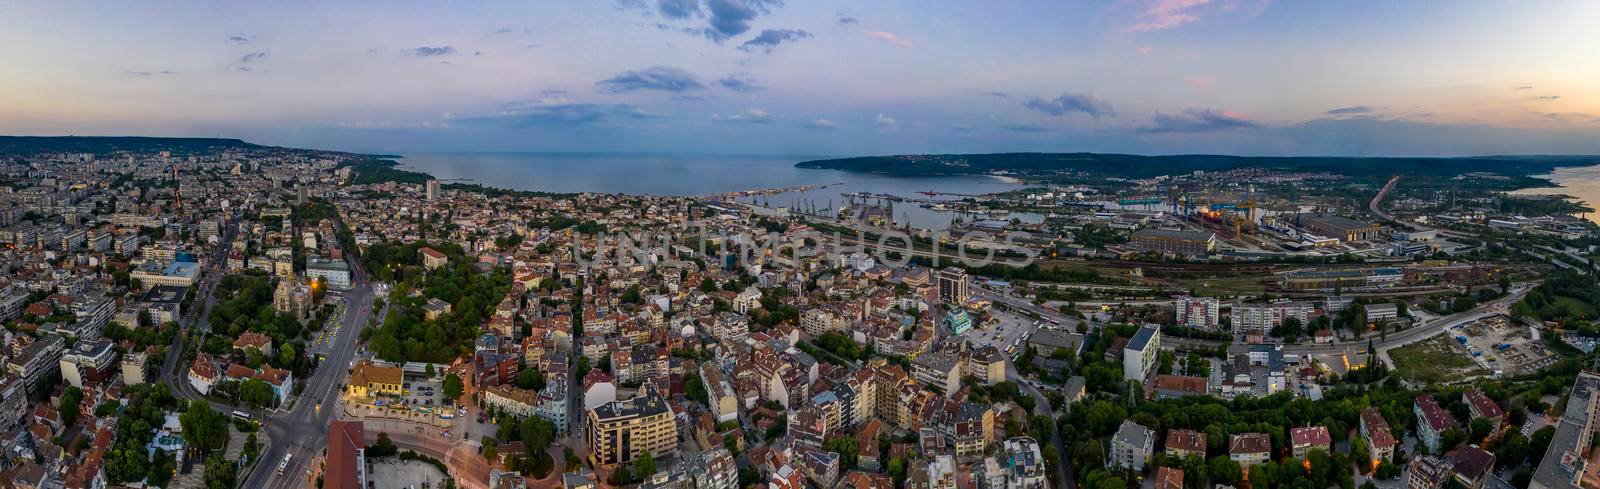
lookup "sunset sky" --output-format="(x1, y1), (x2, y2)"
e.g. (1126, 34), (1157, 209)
(2, 0), (1597, 156)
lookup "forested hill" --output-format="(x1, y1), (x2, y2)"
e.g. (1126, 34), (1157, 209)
(795, 152), (1600, 179)
(0, 136), (263, 155)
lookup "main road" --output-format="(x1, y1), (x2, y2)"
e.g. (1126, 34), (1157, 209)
(240, 249), (378, 489)
(153, 213), (387, 489)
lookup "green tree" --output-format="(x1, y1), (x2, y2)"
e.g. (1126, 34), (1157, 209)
(685, 373), (710, 405)
(1469, 417), (1493, 444)
(443, 373), (464, 400)
(203, 453), (236, 489)
(240, 378), (277, 408)
(59, 387), (83, 426)
(1208, 456), (1242, 487)
(823, 435), (859, 470)
(636, 451), (657, 479)
(149, 450), (177, 488)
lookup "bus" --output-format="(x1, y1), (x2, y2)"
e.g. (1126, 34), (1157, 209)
(276, 453), (293, 476)
(231, 410), (252, 421)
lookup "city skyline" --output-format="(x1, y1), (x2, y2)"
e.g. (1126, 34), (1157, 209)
(2, 1), (1599, 157)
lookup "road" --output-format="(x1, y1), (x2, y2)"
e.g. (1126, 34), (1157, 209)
(1369, 175), (1402, 225)
(240, 248), (378, 489)
(1004, 358), (1074, 489)
(151, 213), (403, 489)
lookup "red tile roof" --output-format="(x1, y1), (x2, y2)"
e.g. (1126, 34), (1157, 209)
(1290, 426), (1331, 449)
(1361, 408), (1397, 449)
(325, 421), (365, 489)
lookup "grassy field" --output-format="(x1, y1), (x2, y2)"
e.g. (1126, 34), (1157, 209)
(1552, 296), (1599, 319)
(1391, 335), (1487, 385)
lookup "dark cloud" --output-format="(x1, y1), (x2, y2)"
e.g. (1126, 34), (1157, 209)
(1513, 86), (1534, 90)
(597, 66), (705, 93)
(717, 74), (763, 92)
(703, 0), (781, 42)
(1142, 109), (1259, 133)
(738, 29), (810, 53)
(984, 91), (1008, 98)
(227, 34), (255, 44)
(457, 101), (660, 127)
(493, 27), (535, 35)
(1022, 93), (1116, 120)
(410, 46), (457, 57)
(1326, 106), (1374, 115)
(540, 89), (569, 96)
(837, 15), (858, 25)
(239, 51), (270, 64)
(1533, 95), (1561, 101)
(123, 70), (152, 77)
(658, 0), (700, 19)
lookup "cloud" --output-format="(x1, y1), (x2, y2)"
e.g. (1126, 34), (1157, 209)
(1023, 93), (1117, 120)
(1183, 76), (1214, 90)
(949, 124), (975, 132)
(838, 14), (858, 25)
(1513, 85), (1534, 90)
(541, 89), (570, 96)
(657, 0), (701, 19)
(808, 119), (838, 129)
(239, 51), (270, 64)
(123, 70), (152, 77)
(1130, 0), (1219, 32)
(984, 91), (1008, 98)
(410, 46), (457, 57)
(875, 113), (899, 133)
(456, 99), (661, 127)
(864, 31), (912, 47)
(227, 34), (255, 44)
(703, 0), (781, 42)
(1137, 45), (1154, 55)
(711, 108), (774, 124)
(1001, 122), (1051, 132)
(1142, 108), (1259, 132)
(738, 29), (811, 53)
(1326, 105), (1375, 115)
(1533, 95), (1561, 101)
(493, 27), (535, 35)
(597, 66), (706, 93)
(717, 74), (763, 93)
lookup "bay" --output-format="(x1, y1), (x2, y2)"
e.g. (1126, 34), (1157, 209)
(398, 152), (1041, 229)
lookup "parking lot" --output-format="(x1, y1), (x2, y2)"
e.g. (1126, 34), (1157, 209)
(959, 309), (1043, 357)
(401, 377), (447, 411)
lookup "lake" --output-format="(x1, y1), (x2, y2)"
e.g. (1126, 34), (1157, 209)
(399, 152), (1042, 229)
(1513, 163), (1600, 224)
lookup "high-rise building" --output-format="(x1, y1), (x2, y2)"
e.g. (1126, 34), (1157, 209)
(587, 384), (678, 467)
(937, 267), (968, 305)
(296, 184), (308, 205)
(426, 179), (440, 201)
(1175, 296), (1220, 329)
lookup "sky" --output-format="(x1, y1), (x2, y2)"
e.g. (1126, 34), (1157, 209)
(1, 0), (1598, 157)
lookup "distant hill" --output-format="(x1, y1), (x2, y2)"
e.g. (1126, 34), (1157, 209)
(0, 136), (261, 155)
(795, 152), (1600, 179)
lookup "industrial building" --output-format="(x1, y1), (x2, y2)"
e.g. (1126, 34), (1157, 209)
(1130, 228), (1216, 257)
(1299, 214), (1381, 242)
